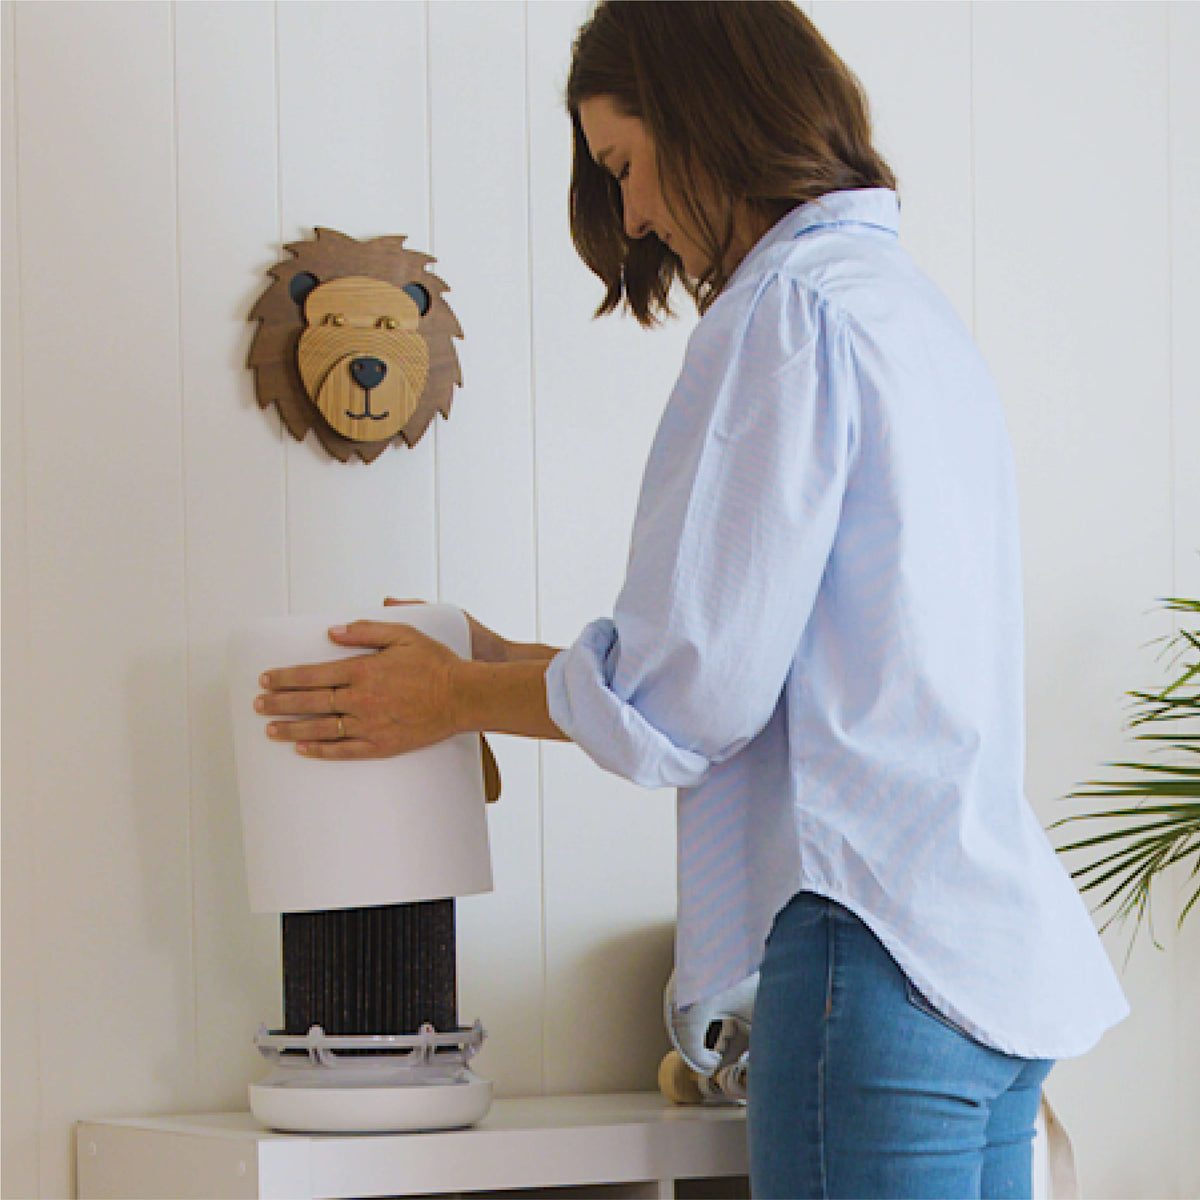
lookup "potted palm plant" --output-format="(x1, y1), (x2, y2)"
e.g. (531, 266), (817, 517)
(1054, 597), (1200, 941)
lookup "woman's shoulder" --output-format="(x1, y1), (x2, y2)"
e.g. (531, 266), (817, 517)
(737, 224), (966, 352)
(692, 260), (829, 356)
(674, 268), (825, 390)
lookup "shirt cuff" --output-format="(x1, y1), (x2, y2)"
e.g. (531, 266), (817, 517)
(545, 619), (712, 789)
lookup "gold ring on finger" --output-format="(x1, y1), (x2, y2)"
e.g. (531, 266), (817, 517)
(337, 715), (346, 739)
(329, 688), (339, 714)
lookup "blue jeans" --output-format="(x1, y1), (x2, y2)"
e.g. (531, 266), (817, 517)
(748, 891), (1054, 1199)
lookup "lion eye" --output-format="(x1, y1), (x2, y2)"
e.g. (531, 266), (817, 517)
(379, 317), (399, 330)
(324, 313), (347, 327)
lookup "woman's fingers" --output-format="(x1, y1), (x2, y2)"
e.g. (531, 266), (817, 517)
(255, 620), (463, 760)
(255, 687), (345, 717)
(257, 622), (408, 714)
(259, 622), (407, 695)
(266, 714), (380, 759)
(266, 716), (344, 744)
(328, 620), (409, 649)
(292, 737), (378, 761)
(259, 660), (354, 693)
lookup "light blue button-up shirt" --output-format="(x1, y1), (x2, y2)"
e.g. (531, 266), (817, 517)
(545, 189), (1128, 1059)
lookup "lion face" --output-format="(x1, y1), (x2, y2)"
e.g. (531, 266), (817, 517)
(248, 229), (462, 464)
(296, 276), (430, 444)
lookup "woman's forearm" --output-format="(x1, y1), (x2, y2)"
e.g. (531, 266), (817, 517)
(502, 641), (562, 664)
(462, 610), (560, 666)
(452, 655), (569, 741)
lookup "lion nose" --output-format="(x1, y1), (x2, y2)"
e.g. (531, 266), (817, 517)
(350, 357), (387, 391)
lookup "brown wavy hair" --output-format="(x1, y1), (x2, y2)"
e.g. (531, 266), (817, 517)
(566, 1), (896, 325)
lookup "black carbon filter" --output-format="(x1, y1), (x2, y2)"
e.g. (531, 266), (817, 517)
(281, 899), (457, 1036)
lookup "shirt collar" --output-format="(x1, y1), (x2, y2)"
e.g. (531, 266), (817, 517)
(735, 187), (900, 279)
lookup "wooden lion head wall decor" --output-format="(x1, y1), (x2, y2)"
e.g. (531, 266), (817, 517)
(248, 228), (463, 463)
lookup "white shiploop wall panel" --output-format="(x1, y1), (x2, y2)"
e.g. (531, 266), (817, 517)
(2, 2), (1197, 1197)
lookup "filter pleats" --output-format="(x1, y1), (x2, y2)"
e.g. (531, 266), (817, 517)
(281, 900), (456, 1037)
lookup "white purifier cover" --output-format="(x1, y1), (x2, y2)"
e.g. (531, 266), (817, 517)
(228, 605), (493, 913)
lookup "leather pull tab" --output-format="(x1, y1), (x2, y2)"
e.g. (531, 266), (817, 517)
(481, 736), (501, 804)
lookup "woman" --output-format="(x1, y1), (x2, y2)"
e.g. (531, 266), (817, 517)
(257, 4), (1128, 1196)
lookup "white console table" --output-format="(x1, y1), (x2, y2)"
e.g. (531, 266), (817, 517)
(76, 1092), (750, 1200)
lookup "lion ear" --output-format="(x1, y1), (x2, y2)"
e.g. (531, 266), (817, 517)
(289, 271), (321, 309)
(402, 282), (431, 316)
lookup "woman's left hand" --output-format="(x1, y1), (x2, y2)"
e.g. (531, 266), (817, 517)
(255, 621), (465, 760)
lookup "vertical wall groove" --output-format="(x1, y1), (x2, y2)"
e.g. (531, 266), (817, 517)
(272, 0), (291, 616)
(164, 0), (198, 1111)
(425, 0), (443, 607)
(1165, 3), (1177, 606)
(169, 0), (202, 1086)
(521, 0), (550, 1097)
(968, 2), (977, 340)
(2, 3), (43, 1192)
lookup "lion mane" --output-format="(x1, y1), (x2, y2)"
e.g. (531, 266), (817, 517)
(248, 228), (463, 463)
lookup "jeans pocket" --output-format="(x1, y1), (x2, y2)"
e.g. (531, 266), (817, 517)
(904, 979), (970, 1040)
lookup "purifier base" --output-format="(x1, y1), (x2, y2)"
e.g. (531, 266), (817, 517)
(249, 1071), (492, 1133)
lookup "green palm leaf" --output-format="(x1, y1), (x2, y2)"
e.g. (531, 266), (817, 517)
(1053, 598), (1200, 945)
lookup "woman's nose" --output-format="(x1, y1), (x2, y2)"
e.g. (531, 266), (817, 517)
(623, 196), (652, 241)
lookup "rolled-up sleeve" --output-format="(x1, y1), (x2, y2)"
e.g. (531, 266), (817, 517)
(545, 271), (855, 790)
